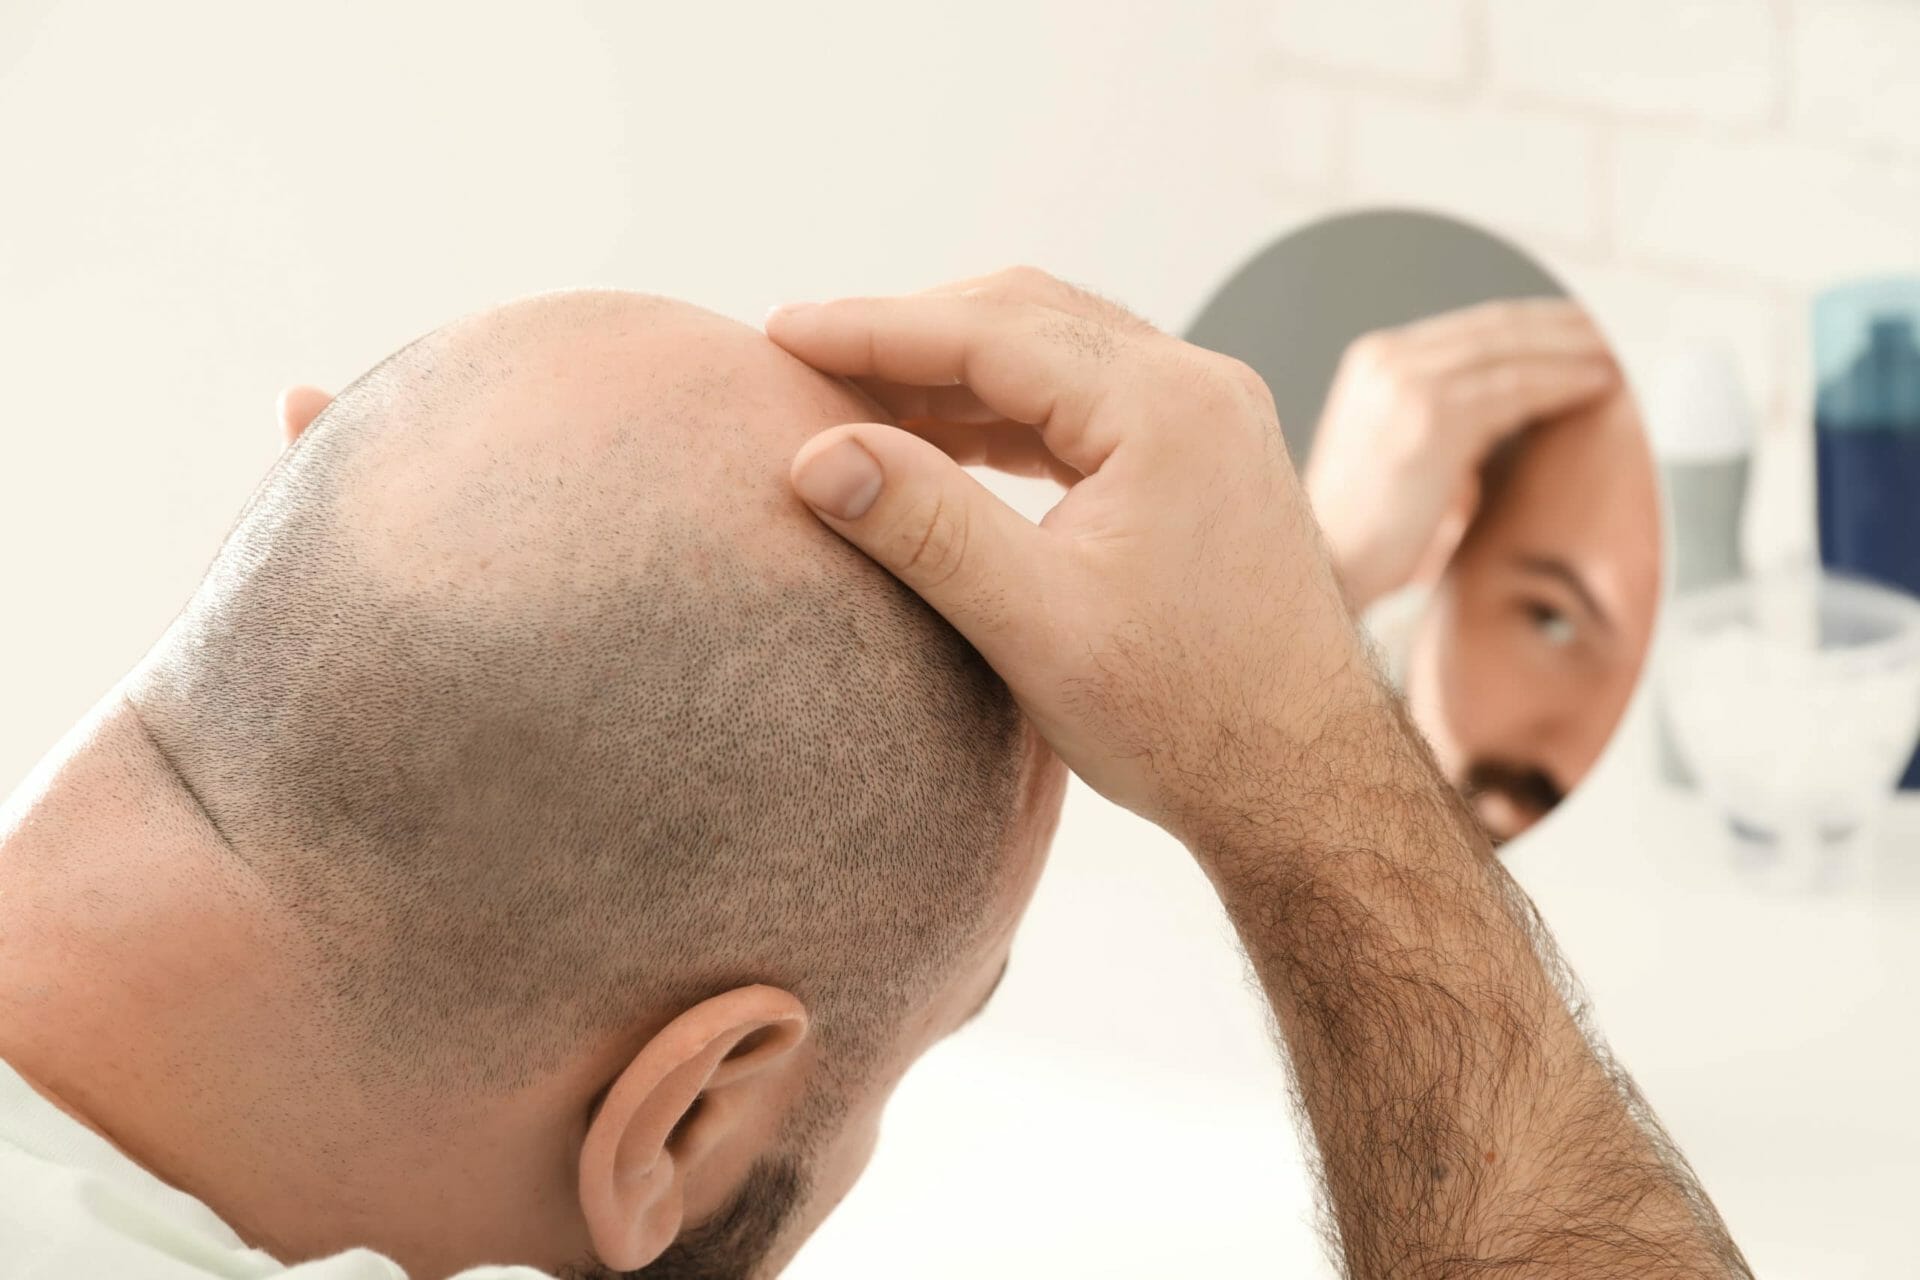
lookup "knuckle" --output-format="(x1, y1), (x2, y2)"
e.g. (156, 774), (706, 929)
(1436, 375), (1479, 413)
(1164, 351), (1282, 448)
(1186, 351), (1277, 423)
(1478, 298), (1526, 329)
(999, 263), (1058, 290)
(1218, 353), (1275, 406)
(1496, 298), (1543, 332)
(892, 492), (972, 591)
(1346, 331), (1396, 373)
(1385, 387), (1445, 456)
(972, 264), (1063, 303)
(1390, 373), (1437, 421)
(984, 266), (1155, 337)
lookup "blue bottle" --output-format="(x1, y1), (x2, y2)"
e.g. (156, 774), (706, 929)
(1815, 278), (1920, 789)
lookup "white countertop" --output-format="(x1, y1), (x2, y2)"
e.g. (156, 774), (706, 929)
(788, 697), (1920, 1279)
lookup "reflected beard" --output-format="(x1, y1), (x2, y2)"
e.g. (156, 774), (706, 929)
(1462, 759), (1566, 842)
(560, 1158), (808, 1280)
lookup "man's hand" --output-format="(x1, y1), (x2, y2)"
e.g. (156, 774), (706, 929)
(276, 385), (333, 444)
(769, 268), (1749, 1278)
(768, 266), (1372, 846)
(1306, 298), (1617, 611)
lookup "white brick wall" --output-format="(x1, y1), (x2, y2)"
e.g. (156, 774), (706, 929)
(1346, 98), (1602, 249)
(1614, 134), (1920, 286)
(1792, 1), (1920, 155)
(1260, 0), (1920, 562)
(1484, 0), (1780, 124)
(1269, 0), (1475, 86)
(1265, 80), (1342, 191)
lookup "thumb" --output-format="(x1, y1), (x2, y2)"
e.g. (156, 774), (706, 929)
(789, 423), (1048, 657)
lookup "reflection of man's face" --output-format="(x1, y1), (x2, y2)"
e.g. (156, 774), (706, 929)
(1407, 388), (1661, 841)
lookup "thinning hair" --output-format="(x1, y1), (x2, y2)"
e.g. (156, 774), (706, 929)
(130, 295), (1026, 1092)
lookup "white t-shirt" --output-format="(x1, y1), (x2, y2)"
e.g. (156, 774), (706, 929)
(0, 1059), (552, 1280)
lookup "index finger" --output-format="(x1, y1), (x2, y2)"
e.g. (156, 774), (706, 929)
(918, 265), (1159, 336)
(1399, 297), (1610, 369)
(1449, 353), (1620, 455)
(766, 294), (1135, 475)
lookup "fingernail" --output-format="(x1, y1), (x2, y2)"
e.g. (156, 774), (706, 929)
(765, 302), (816, 325)
(793, 438), (882, 521)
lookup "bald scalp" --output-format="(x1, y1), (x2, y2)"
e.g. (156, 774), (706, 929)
(130, 293), (1025, 1091)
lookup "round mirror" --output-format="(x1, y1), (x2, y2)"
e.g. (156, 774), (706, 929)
(1188, 209), (1662, 842)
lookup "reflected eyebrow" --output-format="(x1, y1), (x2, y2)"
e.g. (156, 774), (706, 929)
(1513, 554), (1613, 634)
(963, 957), (1011, 1029)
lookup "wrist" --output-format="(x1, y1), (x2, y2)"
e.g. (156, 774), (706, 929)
(1179, 675), (1487, 885)
(1160, 648), (1397, 854)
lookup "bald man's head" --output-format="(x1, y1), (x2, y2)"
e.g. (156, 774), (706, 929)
(130, 292), (1032, 1092)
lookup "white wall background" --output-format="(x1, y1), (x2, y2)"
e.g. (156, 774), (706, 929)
(2, 3), (1917, 1278)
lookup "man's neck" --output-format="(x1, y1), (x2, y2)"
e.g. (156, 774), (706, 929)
(0, 696), (605, 1276)
(0, 698), (359, 1252)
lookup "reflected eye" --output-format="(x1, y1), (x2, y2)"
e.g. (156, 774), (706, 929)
(1525, 600), (1576, 646)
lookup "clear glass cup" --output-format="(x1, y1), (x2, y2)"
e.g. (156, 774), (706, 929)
(1660, 570), (1920, 890)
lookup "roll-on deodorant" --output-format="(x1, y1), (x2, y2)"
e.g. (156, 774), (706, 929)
(1649, 345), (1754, 788)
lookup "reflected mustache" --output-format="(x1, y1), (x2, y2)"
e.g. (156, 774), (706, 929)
(1462, 761), (1566, 817)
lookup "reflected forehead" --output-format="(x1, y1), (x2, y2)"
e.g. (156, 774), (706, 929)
(1454, 392), (1661, 643)
(1479, 396), (1658, 558)
(1512, 401), (1645, 500)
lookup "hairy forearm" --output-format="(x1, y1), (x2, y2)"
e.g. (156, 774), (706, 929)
(1188, 678), (1749, 1279)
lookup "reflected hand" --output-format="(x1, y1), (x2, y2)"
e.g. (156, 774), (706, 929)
(1305, 298), (1617, 612)
(767, 267), (1371, 842)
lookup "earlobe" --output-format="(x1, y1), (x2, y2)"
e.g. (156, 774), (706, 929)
(276, 385), (333, 444)
(582, 1154), (682, 1271)
(577, 986), (808, 1271)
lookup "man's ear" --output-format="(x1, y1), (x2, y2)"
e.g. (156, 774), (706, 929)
(578, 985), (809, 1272)
(276, 385), (333, 444)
